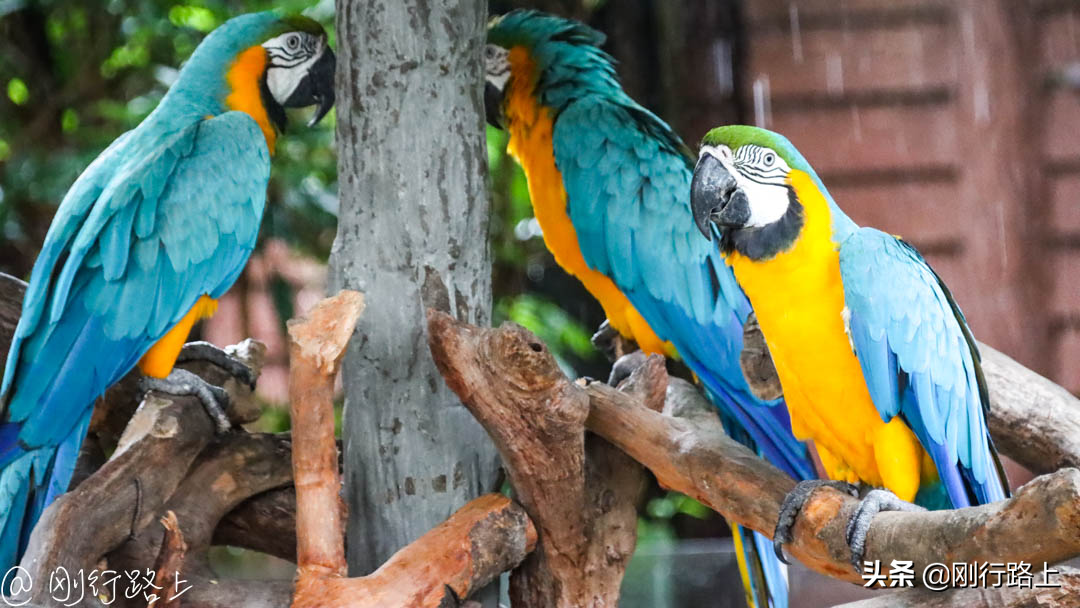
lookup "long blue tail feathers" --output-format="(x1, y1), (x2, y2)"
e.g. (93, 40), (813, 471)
(0, 416), (88, 576)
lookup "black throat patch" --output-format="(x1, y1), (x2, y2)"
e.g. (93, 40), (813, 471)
(719, 186), (805, 261)
(260, 76), (287, 133)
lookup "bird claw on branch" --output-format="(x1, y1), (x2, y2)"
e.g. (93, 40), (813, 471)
(772, 479), (859, 564)
(177, 340), (259, 390)
(426, 312), (1080, 603)
(140, 369), (234, 434)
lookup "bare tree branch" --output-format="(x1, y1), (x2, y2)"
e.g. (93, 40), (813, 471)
(289, 292), (536, 608)
(590, 375), (1080, 585)
(425, 314), (1080, 599)
(428, 310), (662, 608)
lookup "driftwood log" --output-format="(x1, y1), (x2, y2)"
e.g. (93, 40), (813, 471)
(428, 309), (664, 608)
(289, 291), (537, 608)
(428, 312), (1080, 605)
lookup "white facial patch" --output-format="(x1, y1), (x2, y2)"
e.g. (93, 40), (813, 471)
(263, 32), (324, 104)
(700, 143), (792, 228)
(485, 44), (511, 90)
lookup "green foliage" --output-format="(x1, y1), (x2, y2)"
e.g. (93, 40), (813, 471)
(7, 78), (28, 105)
(0, 0), (336, 279)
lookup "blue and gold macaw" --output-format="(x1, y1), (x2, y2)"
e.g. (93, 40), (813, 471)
(485, 11), (811, 607)
(0, 12), (334, 571)
(690, 125), (1010, 566)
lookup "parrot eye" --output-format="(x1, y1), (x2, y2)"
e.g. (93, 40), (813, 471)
(763, 152), (776, 166)
(286, 33), (301, 50)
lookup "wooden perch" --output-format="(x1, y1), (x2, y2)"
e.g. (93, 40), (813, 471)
(428, 309), (663, 608)
(289, 292), (537, 608)
(981, 345), (1080, 474)
(428, 314), (1080, 596)
(590, 376), (1080, 584)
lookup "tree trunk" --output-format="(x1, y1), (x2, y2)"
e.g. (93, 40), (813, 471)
(331, 0), (500, 581)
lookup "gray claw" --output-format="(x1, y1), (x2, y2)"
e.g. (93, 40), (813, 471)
(608, 351), (648, 387)
(845, 489), (926, 569)
(591, 320), (620, 362)
(141, 368), (232, 434)
(773, 479), (858, 563)
(177, 341), (257, 390)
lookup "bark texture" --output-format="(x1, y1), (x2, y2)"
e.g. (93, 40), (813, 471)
(331, 0), (500, 576)
(426, 314), (1080, 597)
(288, 292), (536, 608)
(428, 310), (658, 608)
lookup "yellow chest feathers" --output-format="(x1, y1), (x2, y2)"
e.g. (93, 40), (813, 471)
(726, 171), (927, 499)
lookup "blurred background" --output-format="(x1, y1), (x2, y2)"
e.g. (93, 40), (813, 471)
(0, 0), (1075, 606)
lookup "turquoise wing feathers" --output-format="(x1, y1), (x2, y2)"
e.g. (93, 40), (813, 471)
(3, 111), (269, 444)
(838, 228), (1008, 507)
(0, 111), (269, 571)
(551, 96), (813, 482)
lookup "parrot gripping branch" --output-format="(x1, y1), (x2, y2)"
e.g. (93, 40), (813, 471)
(1, 278), (538, 608)
(426, 312), (1080, 605)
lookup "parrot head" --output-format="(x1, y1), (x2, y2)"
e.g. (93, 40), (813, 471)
(691, 125), (826, 260)
(166, 12), (335, 132)
(483, 10), (613, 129)
(260, 16), (336, 127)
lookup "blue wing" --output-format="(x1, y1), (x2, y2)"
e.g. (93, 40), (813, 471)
(551, 96), (813, 483)
(838, 228), (1009, 508)
(0, 111), (269, 570)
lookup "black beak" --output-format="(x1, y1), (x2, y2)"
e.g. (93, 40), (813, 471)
(485, 81), (506, 129)
(284, 46), (336, 127)
(690, 153), (751, 240)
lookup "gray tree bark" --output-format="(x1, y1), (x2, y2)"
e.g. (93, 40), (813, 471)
(330, 0), (500, 581)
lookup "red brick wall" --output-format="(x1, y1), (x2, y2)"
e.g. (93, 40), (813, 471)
(742, 0), (1080, 391)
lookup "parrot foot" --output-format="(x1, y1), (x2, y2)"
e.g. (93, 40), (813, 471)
(140, 368), (232, 434)
(845, 489), (926, 570)
(773, 479), (859, 564)
(177, 341), (257, 390)
(608, 351), (648, 387)
(590, 320), (620, 362)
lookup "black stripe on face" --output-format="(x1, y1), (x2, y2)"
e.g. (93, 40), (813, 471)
(719, 186), (805, 261)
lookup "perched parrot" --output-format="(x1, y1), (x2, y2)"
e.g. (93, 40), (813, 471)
(0, 12), (335, 571)
(484, 11), (811, 607)
(690, 125), (1010, 565)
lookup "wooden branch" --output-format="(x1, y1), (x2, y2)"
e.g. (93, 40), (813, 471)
(293, 493), (536, 608)
(108, 432), (293, 577)
(214, 486), (297, 562)
(740, 311), (1080, 475)
(287, 290), (364, 581)
(981, 345), (1080, 473)
(12, 335), (270, 607)
(427, 316), (1080, 592)
(0, 272), (25, 371)
(289, 292), (536, 608)
(589, 375), (1080, 585)
(428, 310), (659, 607)
(149, 511), (187, 608)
